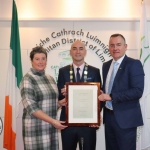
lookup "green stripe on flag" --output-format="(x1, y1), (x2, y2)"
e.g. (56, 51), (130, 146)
(10, 0), (23, 88)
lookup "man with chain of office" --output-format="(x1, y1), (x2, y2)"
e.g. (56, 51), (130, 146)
(57, 40), (102, 150)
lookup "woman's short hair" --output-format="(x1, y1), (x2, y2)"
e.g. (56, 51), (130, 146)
(30, 46), (47, 60)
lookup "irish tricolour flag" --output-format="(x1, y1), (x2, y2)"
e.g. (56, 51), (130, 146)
(3, 0), (23, 150)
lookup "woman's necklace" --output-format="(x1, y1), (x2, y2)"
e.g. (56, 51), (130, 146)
(70, 63), (88, 82)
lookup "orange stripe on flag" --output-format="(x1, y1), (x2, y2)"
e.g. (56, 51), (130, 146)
(3, 95), (16, 150)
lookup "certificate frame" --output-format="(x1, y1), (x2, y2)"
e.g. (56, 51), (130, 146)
(65, 82), (100, 126)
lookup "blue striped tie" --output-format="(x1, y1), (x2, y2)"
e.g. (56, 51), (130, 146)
(106, 62), (119, 110)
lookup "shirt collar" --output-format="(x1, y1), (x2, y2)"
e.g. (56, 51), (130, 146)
(112, 54), (125, 64)
(73, 62), (85, 71)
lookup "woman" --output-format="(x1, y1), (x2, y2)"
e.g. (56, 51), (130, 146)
(20, 46), (67, 150)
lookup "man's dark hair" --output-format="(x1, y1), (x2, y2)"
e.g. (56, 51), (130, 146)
(110, 33), (126, 44)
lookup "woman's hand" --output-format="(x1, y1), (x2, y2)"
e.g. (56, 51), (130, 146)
(52, 119), (68, 130)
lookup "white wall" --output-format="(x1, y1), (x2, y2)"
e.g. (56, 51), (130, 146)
(1, 0), (150, 19)
(0, 0), (150, 150)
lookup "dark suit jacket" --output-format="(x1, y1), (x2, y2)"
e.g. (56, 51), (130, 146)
(57, 64), (101, 121)
(102, 55), (144, 129)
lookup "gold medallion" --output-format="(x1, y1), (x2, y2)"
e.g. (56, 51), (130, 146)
(70, 63), (88, 82)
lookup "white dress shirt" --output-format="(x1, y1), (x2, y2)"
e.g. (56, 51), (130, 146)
(73, 63), (85, 80)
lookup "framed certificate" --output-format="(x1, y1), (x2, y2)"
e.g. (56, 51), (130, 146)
(65, 82), (100, 126)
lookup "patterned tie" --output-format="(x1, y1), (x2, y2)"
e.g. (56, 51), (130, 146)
(76, 67), (80, 82)
(106, 62), (119, 110)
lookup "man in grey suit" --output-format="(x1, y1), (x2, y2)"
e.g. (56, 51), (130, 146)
(99, 33), (144, 150)
(57, 40), (101, 150)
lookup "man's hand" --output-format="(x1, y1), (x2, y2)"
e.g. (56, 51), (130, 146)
(61, 85), (66, 96)
(58, 98), (67, 106)
(89, 114), (102, 128)
(98, 93), (111, 101)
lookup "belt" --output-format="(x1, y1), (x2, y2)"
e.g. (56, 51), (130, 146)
(105, 107), (114, 114)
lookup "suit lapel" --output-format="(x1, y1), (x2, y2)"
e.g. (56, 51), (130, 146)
(103, 56), (128, 91)
(80, 65), (86, 82)
(113, 55), (128, 86)
(71, 65), (76, 82)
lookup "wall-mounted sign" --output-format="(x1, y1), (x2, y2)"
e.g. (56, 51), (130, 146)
(35, 28), (112, 82)
(0, 117), (3, 135)
(36, 28), (112, 63)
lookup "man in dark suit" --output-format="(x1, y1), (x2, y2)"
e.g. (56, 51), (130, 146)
(57, 40), (101, 150)
(98, 33), (144, 150)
